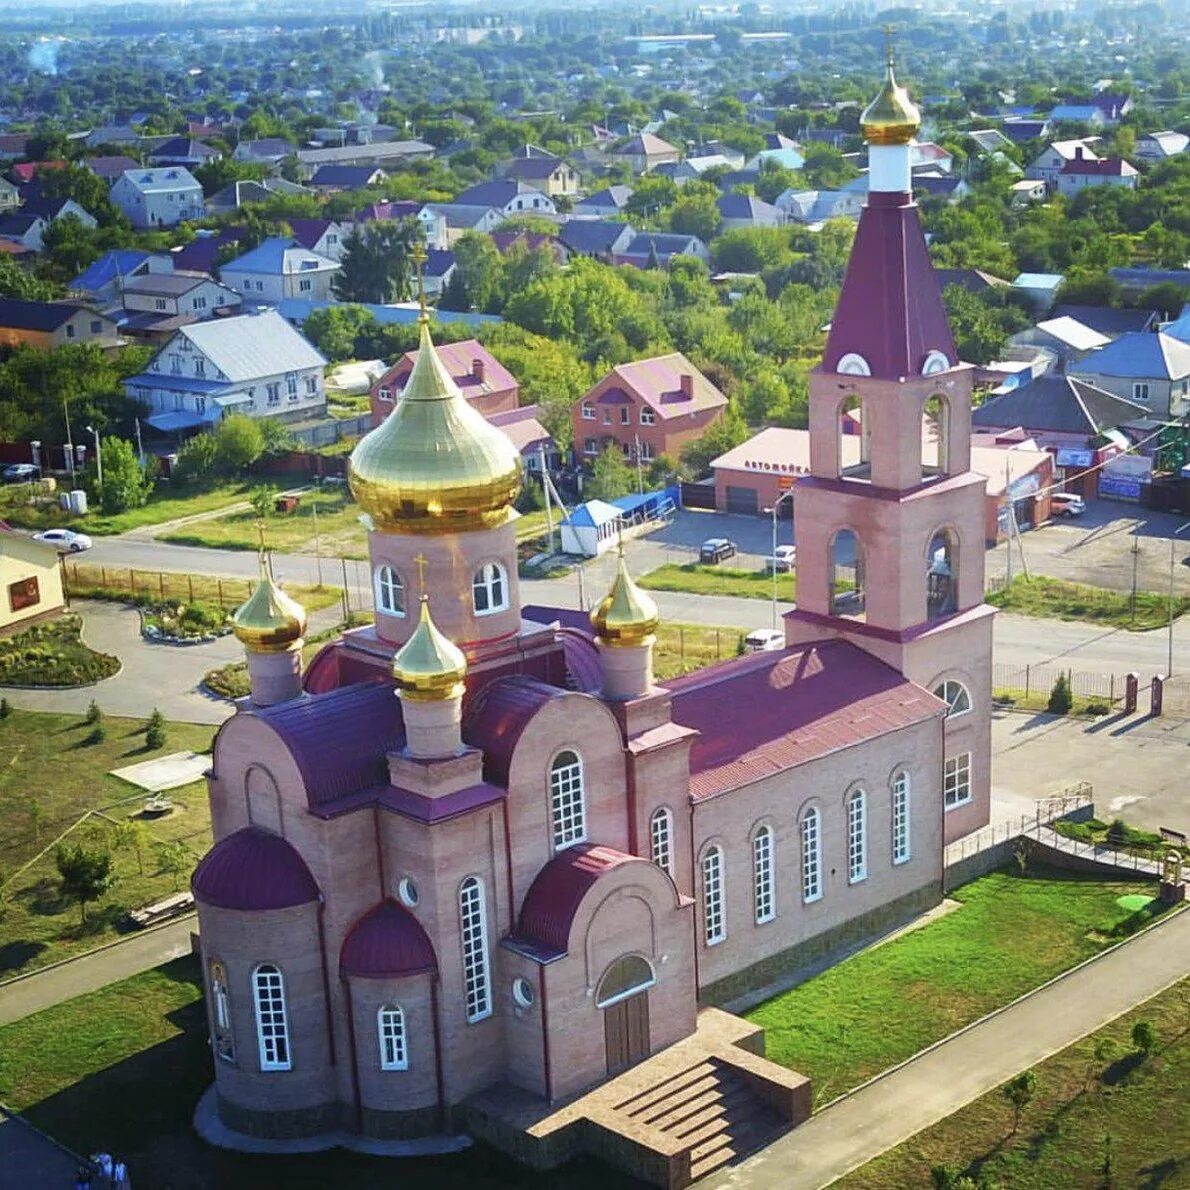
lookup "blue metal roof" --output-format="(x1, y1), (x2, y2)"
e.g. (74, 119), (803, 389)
(277, 298), (500, 328)
(1076, 331), (1190, 380)
(145, 411), (206, 431)
(70, 249), (151, 293)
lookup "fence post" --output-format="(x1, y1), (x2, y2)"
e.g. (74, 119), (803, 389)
(217, 579), (224, 609)
(715, 628), (721, 658)
(158, 571), (165, 598)
(188, 575), (194, 602)
(1025, 664), (1031, 698)
(129, 568), (135, 595)
(680, 627), (685, 660)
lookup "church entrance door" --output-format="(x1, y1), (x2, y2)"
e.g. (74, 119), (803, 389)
(604, 989), (650, 1077)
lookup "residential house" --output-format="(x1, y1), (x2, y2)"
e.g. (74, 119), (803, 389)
(84, 125), (140, 149)
(0, 213), (48, 252)
(614, 231), (709, 269)
(968, 129), (1014, 155)
(1050, 305), (1158, 340)
(934, 268), (1010, 295)
(487, 405), (556, 472)
(573, 352), (727, 463)
(421, 203), (503, 244)
(232, 138), (297, 166)
(124, 309), (327, 430)
(111, 167), (204, 228)
(288, 218), (349, 263)
(690, 142), (747, 170)
(744, 132), (804, 173)
(1011, 272), (1064, 315)
(69, 249), (155, 303)
(8, 162), (65, 186)
(1025, 139), (1100, 188)
(370, 339), (518, 425)
(148, 137), (221, 168)
(83, 156), (141, 186)
(1007, 316), (1110, 370)
(716, 193), (784, 230)
(0, 528), (64, 635)
(353, 200), (447, 248)
(909, 143), (954, 174)
(1001, 117), (1051, 145)
(204, 177), (310, 215)
(912, 174), (969, 203)
(607, 132), (681, 174)
(294, 141), (435, 176)
(21, 197), (98, 230)
(1056, 154), (1138, 196)
(573, 185), (633, 218)
(171, 229), (244, 274)
(0, 134), (30, 161)
(0, 178), (17, 212)
(309, 164), (386, 192)
(453, 180), (556, 217)
(0, 299), (121, 350)
(1092, 93), (1133, 122)
(115, 272), (242, 338)
(654, 156), (734, 185)
(499, 150), (581, 197)
(1135, 131), (1190, 163)
(1048, 104), (1108, 127)
(1109, 266), (1190, 300)
(777, 188), (864, 224)
(219, 237), (340, 305)
(1010, 179), (1048, 206)
(1070, 332), (1190, 418)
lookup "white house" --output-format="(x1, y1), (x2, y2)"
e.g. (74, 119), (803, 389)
(218, 237), (340, 305)
(452, 180), (557, 217)
(1025, 140), (1100, 188)
(1135, 131), (1190, 163)
(111, 167), (205, 229)
(124, 309), (328, 430)
(118, 273), (242, 319)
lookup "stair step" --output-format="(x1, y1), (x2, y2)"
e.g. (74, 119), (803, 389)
(654, 1082), (749, 1135)
(687, 1117), (787, 1180)
(637, 1082), (723, 1129)
(615, 1061), (718, 1115)
(672, 1109), (734, 1151)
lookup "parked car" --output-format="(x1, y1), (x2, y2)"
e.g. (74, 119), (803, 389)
(764, 544), (797, 573)
(1050, 492), (1086, 518)
(32, 528), (92, 552)
(699, 537), (737, 564)
(743, 628), (784, 653)
(2, 463), (39, 483)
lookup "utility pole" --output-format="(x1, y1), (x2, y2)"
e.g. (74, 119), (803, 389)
(311, 479), (324, 588)
(134, 418), (144, 467)
(633, 434), (644, 494)
(62, 394), (75, 481)
(1169, 521), (1190, 677)
(539, 445), (554, 554)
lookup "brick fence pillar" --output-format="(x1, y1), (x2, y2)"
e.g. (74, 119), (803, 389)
(1151, 674), (1165, 717)
(1125, 672), (1139, 714)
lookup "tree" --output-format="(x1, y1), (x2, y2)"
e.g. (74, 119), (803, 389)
(1047, 673), (1073, 715)
(1131, 1019), (1158, 1056)
(111, 818), (150, 876)
(145, 707), (167, 751)
(56, 842), (116, 924)
(303, 304), (375, 361)
(1001, 1069), (1037, 1134)
(587, 444), (635, 501)
(154, 839), (195, 891)
(212, 414), (265, 473)
(333, 218), (422, 304)
(98, 436), (153, 514)
(666, 190), (720, 242)
(680, 406), (747, 477)
(0, 256), (59, 301)
(448, 231), (505, 313)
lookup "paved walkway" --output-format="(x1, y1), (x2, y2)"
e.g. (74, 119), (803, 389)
(0, 1106), (83, 1190)
(707, 906), (1190, 1190)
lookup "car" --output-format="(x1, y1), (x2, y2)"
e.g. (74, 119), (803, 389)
(1, 463), (40, 484)
(32, 528), (92, 552)
(764, 544), (797, 573)
(1050, 492), (1085, 518)
(699, 537), (737, 564)
(743, 628), (784, 653)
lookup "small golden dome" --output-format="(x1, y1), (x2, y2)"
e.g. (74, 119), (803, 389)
(232, 555), (307, 653)
(348, 318), (522, 535)
(393, 597), (467, 701)
(861, 48), (920, 146)
(591, 547), (659, 648)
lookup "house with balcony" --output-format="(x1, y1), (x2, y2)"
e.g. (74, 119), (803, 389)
(111, 167), (205, 229)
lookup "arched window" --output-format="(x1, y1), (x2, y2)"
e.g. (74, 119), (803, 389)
(701, 845), (726, 946)
(927, 529), (959, 621)
(459, 877), (491, 1023)
(595, 955), (656, 1008)
(549, 750), (586, 850)
(829, 529), (866, 619)
(377, 1004), (407, 1071)
(374, 565), (405, 616)
(801, 808), (822, 904)
(752, 825), (775, 924)
(252, 963), (291, 1071)
(210, 959), (234, 1064)
(922, 394), (950, 477)
(472, 562), (508, 615)
(932, 679), (971, 718)
(847, 790), (867, 884)
(650, 807), (674, 877)
(891, 771), (911, 865)
(837, 395), (870, 479)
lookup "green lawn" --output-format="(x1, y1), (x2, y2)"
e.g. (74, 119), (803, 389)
(747, 867), (1162, 1107)
(0, 614), (120, 686)
(639, 563), (796, 601)
(987, 575), (1190, 631)
(0, 708), (217, 977)
(837, 977), (1190, 1189)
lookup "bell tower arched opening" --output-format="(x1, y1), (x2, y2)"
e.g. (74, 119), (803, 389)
(838, 395), (870, 480)
(829, 529), (866, 620)
(921, 394), (950, 479)
(926, 528), (959, 620)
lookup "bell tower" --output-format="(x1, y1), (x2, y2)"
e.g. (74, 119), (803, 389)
(785, 32), (994, 842)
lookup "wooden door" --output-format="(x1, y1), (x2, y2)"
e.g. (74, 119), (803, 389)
(604, 990), (650, 1077)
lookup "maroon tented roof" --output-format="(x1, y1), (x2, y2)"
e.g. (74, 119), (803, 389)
(192, 826), (319, 911)
(667, 640), (943, 800)
(464, 675), (568, 785)
(518, 844), (646, 953)
(340, 899), (438, 979)
(823, 191), (958, 380)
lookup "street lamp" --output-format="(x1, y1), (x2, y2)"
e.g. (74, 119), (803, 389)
(764, 488), (796, 631)
(86, 425), (103, 488)
(1168, 520), (1190, 677)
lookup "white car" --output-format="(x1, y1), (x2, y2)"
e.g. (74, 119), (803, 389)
(32, 528), (93, 553)
(765, 544), (797, 573)
(743, 628), (785, 653)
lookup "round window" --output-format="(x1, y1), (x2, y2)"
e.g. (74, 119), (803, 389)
(397, 877), (419, 908)
(512, 977), (535, 1010)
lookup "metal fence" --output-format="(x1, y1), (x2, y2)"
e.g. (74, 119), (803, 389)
(288, 413), (372, 448)
(992, 662), (1124, 704)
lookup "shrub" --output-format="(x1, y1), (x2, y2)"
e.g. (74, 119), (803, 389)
(147, 707), (165, 731)
(1131, 1020), (1158, 1055)
(1085, 701), (1109, 716)
(84, 699), (102, 724)
(87, 722), (107, 745)
(0, 697), (9, 719)
(1047, 673), (1073, 715)
(145, 720), (167, 750)
(1106, 817), (1128, 846)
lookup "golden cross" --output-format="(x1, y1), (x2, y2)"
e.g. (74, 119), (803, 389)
(883, 23), (896, 68)
(413, 552), (429, 596)
(410, 242), (428, 320)
(255, 520), (271, 578)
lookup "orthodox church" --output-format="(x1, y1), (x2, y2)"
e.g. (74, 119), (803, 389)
(190, 49), (992, 1160)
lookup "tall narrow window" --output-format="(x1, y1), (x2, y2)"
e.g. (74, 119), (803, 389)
(549, 750), (586, 850)
(459, 877), (491, 1022)
(377, 1005), (407, 1071)
(374, 565), (405, 616)
(252, 964), (291, 1071)
(801, 809), (822, 903)
(702, 845), (726, 945)
(472, 562), (508, 615)
(650, 807), (673, 876)
(944, 753), (972, 809)
(752, 825), (775, 924)
(892, 771), (910, 865)
(847, 790), (867, 884)
(210, 959), (234, 1064)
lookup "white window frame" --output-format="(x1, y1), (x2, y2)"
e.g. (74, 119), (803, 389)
(944, 752), (972, 809)
(377, 1004), (408, 1071)
(374, 565), (405, 616)
(752, 825), (775, 924)
(581, 402), (595, 420)
(639, 407), (656, 425)
(252, 963), (291, 1071)
(702, 845), (726, 946)
(1133, 382), (1150, 402)
(801, 809), (822, 903)
(549, 750), (586, 851)
(892, 771), (911, 865)
(459, 877), (492, 1023)
(472, 562), (508, 616)
(650, 806), (673, 877)
(847, 790), (867, 884)
(932, 679), (971, 718)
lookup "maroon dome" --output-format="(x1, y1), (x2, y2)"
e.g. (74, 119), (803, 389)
(192, 826), (320, 911)
(340, 899), (438, 979)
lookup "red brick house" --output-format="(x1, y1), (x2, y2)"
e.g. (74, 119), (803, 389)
(370, 340), (519, 426)
(573, 353), (728, 465)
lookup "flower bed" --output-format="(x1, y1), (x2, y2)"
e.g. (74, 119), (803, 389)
(0, 615), (120, 687)
(141, 600), (231, 645)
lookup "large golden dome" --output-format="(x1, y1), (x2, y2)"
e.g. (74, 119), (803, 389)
(393, 597), (467, 701)
(861, 46), (921, 146)
(232, 554), (307, 653)
(348, 318), (522, 535)
(591, 546), (659, 648)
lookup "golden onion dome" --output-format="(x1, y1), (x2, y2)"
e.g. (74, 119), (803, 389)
(348, 318), (522, 535)
(393, 596), (467, 701)
(591, 547), (659, 648)
(861, 48), (921, 146)
(232, 554), (307, 653)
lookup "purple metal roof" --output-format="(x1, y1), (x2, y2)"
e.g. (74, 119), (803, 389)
(517, 844), (646, 953)
(340, 899), (438, 979)
(823, 192), (957, 380)
(192, 826), (320, 911)
(463, 675), (568, 785)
